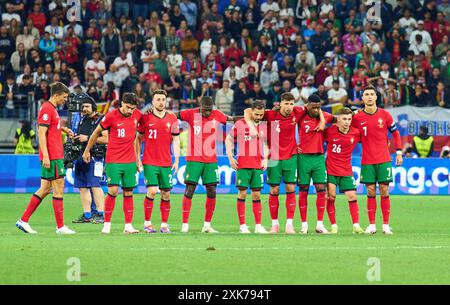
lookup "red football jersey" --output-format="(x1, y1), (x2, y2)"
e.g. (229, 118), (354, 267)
(37, 101), (64, 160)
(264, 106), (306, 160)
(231, 119), (266, 169)
(298, 111), (334, 154)
(324, 125), (361, 176)
(138, 112), (179, 167)
(180, 108), (228, 163)
(352, 108), (397, 165)
(100, 108), (142, 163)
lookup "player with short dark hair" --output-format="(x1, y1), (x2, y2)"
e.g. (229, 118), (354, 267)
(176, 96), (237, 233)
(297, 93), (334, 234)
(324, 107), (364, 234)
(136, 89), (180, 233)
(16, 82), (76, 234)
(352, 86), (403, 235)
(226, 100), (269, 234)
(83, 92), (143, 234)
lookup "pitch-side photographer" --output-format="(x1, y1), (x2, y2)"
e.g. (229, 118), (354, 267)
(72, 94), (108, 224)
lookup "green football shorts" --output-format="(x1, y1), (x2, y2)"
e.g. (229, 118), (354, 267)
(297, 154), (327, 185)
(105, 162), (138, 189)
(360, 162), (393, 184)
(41, 159), (65, 180)
(327, 174), (357, 193)
(236, 168), (264, 190)
(184, 161), (219, 185)
(266, 155), (297, 185)
(144, 165), (173, 190)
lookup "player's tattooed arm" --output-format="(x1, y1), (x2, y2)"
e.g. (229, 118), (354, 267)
(227, 115), (243, 122)
(172, 134), (180, 174)
(314, 109), (326, 132)
(38, 125), (50, 168)
(96, 130), (109, 145)
(225, 134), (238, 170)
(135, 132), (144, 171)
(61, 126), (74, 138)
(83, 125), (103, 163)
(262, 141), (269, 170)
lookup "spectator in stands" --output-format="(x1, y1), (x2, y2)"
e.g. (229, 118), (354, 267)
(34, 79), (50, 104)
(179, 80), (198, 110)
(413, 126), (434, 158)
(28, 3), (46, 35)
(232, 80), (252, 115)
(431, 81), (450, 108)
(164, 67), (182, 99)
(327, 79), (348, 105)
(412, 83), (430, 107)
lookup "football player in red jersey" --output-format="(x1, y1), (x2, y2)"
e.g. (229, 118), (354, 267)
(83, 93), (143, 234)
(16, 82), (76, 234)
(297, 94), (334, 234)
(226, 100), (269, 234)
(352, 86), (403, 234)
(324, 107), (364, 234)
(136, 90), (180, 234)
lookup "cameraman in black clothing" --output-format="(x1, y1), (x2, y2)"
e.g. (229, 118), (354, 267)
(71, 93), (108, 224)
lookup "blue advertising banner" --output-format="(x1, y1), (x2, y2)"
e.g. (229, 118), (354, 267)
(1, 155), (449, 195)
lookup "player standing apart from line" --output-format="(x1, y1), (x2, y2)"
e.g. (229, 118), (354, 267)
(324, 107), (364, 234)
(83, 93), (142, 234)
(351, 86), (403, 234)
(177, 96), (235, 233)
(16, 82), (76, 234)
(226, 100), (269, 234)
(136, 90), (180, 233)
(297, 94), (334, 234)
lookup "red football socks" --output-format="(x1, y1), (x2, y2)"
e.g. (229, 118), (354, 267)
(299, 191), (308, 222)
(160, 199), (170, 223)
(367, 196), (377, 225)
(316, 191), (326, 221)
(285, 192), (296, 220)
(144, 196), (154, 222)
(182, 196), (192, 223)
(349, 200), (359, 224)
(52, 197), (64, 229)
(327, 198), (336, 225)
(252, 200), (262, 225)
(380, 196), (391, 224)
(123, 195), (134, 224)
(104, 193), (116, 223)
(268, 194), (279, 220)
(21, 194), (43, 222)
(236, 198), (246, 225)
(204, 197), (216, 222)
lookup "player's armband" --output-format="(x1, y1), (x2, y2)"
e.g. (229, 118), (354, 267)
(388, 122), (398, 133)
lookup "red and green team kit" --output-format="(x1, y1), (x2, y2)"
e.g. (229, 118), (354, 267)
(36, 100), (402, 228)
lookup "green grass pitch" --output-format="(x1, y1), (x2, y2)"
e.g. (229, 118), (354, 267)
(1, 193), (449, 284)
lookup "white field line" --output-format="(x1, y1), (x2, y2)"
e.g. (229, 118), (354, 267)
(8, 245), (450, 251)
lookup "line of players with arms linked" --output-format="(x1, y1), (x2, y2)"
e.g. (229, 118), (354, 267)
(15, 81), (403, 235)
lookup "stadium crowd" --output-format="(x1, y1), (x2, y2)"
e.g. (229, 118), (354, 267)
(0, 0), (450, 120)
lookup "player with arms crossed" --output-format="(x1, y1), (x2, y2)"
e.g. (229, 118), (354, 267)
(135, 90), (180, 233)
(352, 86), (403, 234)
(83, 93), (142, 234)
(324, 107), (364, 234)
(226, 100), (269, 234)
(297, 94), (334, 234)
(16, 82), (76, 234)
(175, 96), (237, 233)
